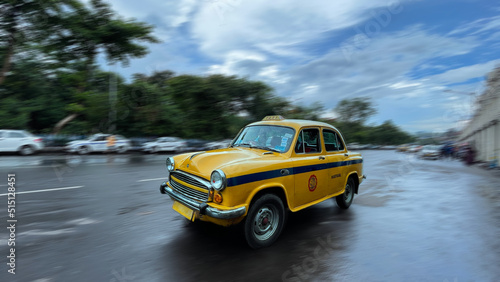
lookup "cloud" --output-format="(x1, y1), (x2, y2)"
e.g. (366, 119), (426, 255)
(427, 60), (500, 85)
(107, 0), (198, 40)
(449, 15), (500, 36)
(101, 0), (500, 133)
(191, 0), (404, 58)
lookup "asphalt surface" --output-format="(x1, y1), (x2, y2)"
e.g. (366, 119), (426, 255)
(0, 151), (499, 282)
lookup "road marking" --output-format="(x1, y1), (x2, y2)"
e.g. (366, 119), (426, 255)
(137, 177), (165, 182)
(0, 186), (84, 196)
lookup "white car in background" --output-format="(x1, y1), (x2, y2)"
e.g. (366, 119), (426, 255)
(418, 145), (441, 160)
(0, 129), (44, 155)
(141, 137), (186, 153)
(65, 134), (131, 154)
(206, 139), (233, 150)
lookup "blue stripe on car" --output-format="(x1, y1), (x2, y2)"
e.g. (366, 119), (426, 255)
(226, 159), (362, 187)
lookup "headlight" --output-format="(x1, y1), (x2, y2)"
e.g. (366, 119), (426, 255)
(210, 169), (226, 191)
(166, 157), (175, 172)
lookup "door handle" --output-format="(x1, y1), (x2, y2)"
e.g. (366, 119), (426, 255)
(319, 156), (325, 160)
(344, 153), (349, 157)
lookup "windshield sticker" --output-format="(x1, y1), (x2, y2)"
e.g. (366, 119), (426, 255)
(275, 145), (285, 152)
(280, 137), (288, 147)
(284, 133), (293, 138)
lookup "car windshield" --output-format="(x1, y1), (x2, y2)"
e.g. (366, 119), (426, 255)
(232, 125), (295, 153)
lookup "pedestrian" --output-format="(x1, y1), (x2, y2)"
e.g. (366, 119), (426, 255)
(107, 135), (116, 153)
(465, 146), (475, 165)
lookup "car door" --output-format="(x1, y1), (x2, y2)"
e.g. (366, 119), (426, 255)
(292, 127), (330, 208)
(93, 135), (108, 151)
(0, 131), (7, 151)
(5, 131), (28, 152)
(322, 128), (349, 196)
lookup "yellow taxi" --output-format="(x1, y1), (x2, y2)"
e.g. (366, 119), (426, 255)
(159, 116), (365, 248)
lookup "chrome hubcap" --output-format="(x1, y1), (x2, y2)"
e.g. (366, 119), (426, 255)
(253, 205), (278, 241)
(344, 183), (353, 202)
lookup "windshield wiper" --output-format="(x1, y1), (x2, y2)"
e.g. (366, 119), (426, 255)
(235, 142), (252, 147)
(235, 143), (281, 153)
(254, 146), (281, 153)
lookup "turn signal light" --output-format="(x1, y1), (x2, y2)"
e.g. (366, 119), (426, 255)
(214, 193), (223, 204)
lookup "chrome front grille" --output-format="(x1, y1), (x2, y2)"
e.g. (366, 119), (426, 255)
(169, 171), (210, 202)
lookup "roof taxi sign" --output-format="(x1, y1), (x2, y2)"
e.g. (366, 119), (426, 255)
(262, 115), (285, 121)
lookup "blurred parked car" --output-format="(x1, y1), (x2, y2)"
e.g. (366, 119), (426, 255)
(418, 145), (441, 160)
(396, 144), (410, 152)
(348, 142), (360, 150)
(206, 139), (233, 150)
(0, 129), (44, 155)
(65, 134), (131, 154)
(184, 139), (209, 152)
(380, 145), (397, 150)
(407, 145), (423, 153)
(142, 137), (187, 153)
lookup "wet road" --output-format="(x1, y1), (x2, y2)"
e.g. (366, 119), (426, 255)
(0, 151), (499, 281)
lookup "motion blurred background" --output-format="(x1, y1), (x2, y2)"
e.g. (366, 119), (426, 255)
(0, 0), (499, 164)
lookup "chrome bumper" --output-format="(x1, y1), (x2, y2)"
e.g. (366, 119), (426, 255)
(160, 183), (246, 219)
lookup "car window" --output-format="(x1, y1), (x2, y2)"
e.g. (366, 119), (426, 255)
(8, 132), (26, 138)
(95, 136), (107, 141)
(336, 133), (345, 151)
(295, 128), (321, 154)
(323, 129), (345, 152)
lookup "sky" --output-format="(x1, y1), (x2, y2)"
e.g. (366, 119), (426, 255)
(99, 0), (500, 133)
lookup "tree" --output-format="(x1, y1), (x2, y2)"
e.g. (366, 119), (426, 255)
(334, 97), (377, 124)
(368, 120), (414, 145)
(44, 0), (159, 133)
(0, 0), (75, 85)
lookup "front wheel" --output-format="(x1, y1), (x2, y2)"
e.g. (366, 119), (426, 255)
(19, 145), (35, 156)
(77, 146), (90, 155)
(244, 194), (286, 249)
(336, 177), (356, 209)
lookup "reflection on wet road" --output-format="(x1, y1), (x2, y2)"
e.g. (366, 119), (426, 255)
(0, 151), (499, 281)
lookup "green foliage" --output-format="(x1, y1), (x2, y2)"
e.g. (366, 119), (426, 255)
(329, 120), (415, 145)
(0, 1), (415, 144)
(334, 97), (377, 124)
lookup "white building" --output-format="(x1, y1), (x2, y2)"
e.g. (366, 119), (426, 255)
(459, 68), (500, 164)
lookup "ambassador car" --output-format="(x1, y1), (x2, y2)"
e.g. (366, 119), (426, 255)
(159, 116), (365, 248)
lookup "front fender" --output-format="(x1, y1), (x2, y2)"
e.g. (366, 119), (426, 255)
(243, 182), (291, 214)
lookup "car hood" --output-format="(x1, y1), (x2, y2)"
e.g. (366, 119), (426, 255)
(174, 147), (289, 179)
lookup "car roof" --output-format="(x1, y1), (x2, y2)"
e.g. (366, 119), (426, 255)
(248, 119), (340, 131)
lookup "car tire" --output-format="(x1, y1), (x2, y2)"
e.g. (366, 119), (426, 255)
(19, 145), (35, 156)
(151, 146), (158, 154)
(77, 146), (90, 155)
(336, 177), (356, 209)
(244, 194), (286, 249)
(116, 146), (127, 154)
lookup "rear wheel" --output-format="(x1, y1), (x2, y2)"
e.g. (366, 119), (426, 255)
(116, 146), (127, 153)
(336, 177), (355, 209)
(244, 194), (285, 249)
(19, 145), (35, 156)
